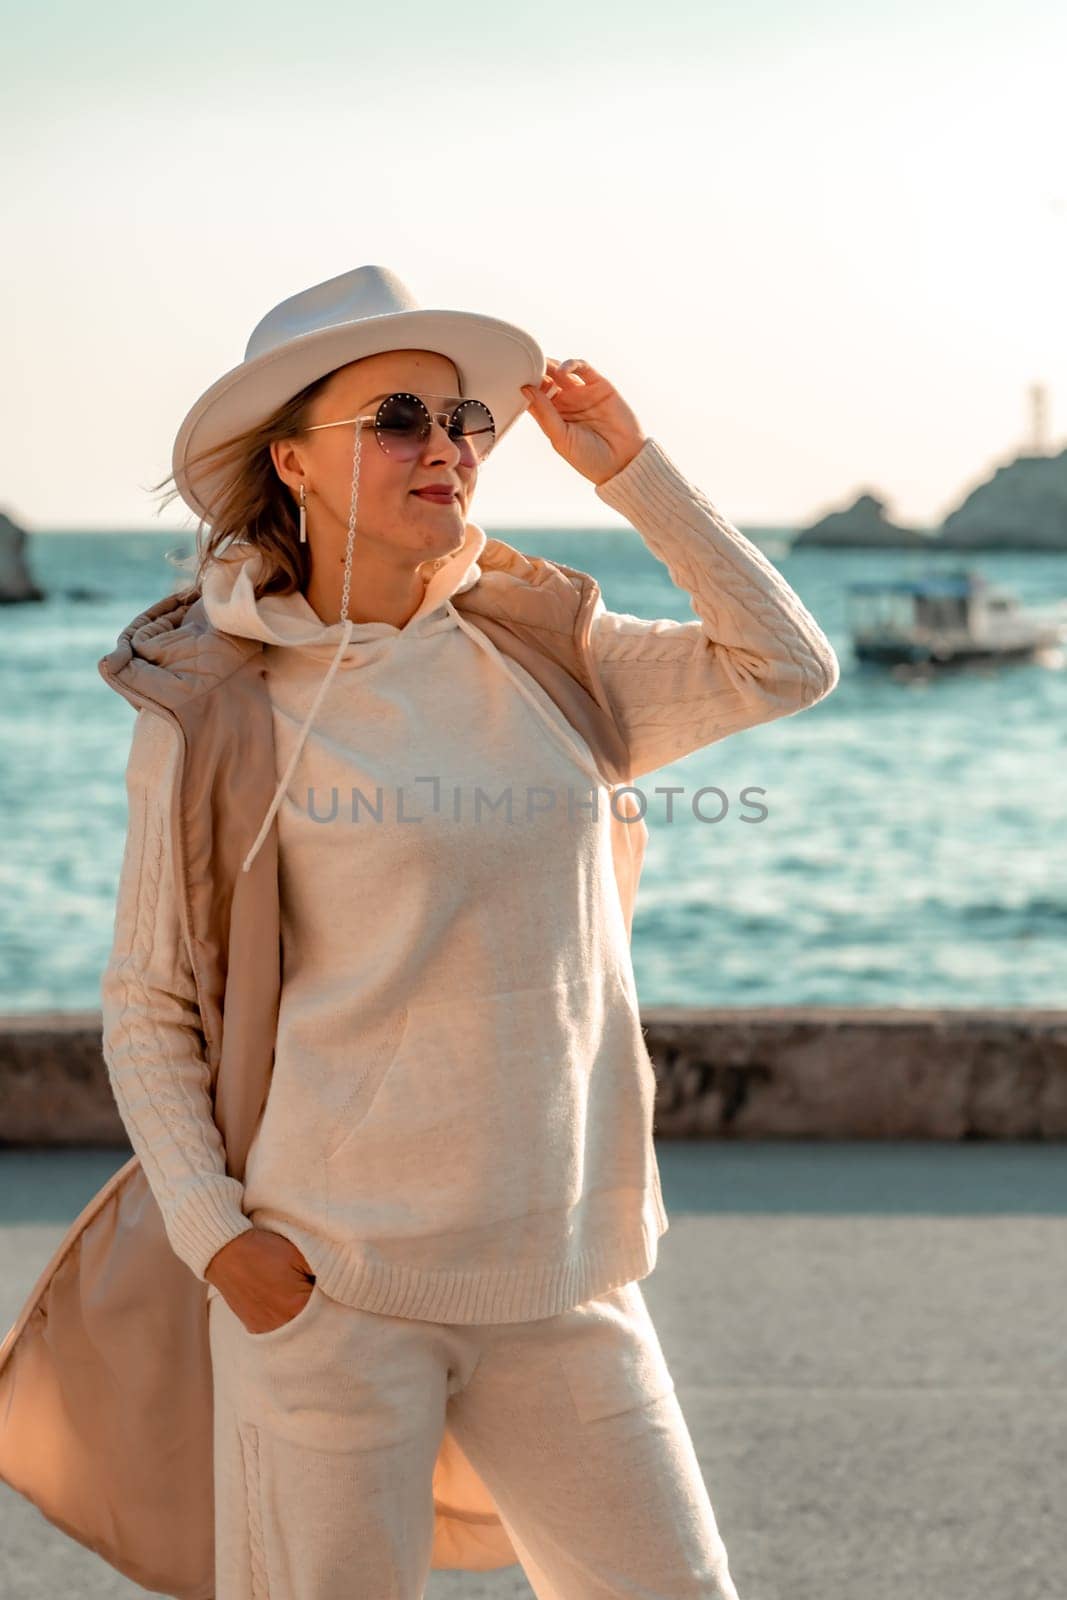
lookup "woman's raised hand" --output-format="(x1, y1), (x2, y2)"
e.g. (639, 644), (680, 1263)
(521, 357), (648, 488)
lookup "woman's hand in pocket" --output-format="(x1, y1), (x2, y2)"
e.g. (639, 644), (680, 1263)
(205, 1226), (316, 1335)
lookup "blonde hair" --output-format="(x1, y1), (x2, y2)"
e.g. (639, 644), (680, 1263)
(148, 368), (339, 599)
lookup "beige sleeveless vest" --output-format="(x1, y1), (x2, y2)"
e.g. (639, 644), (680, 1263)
(0, 536), (649, 1597)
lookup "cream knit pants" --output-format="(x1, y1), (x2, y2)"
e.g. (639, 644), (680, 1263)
(207, 1275), (741, 1599)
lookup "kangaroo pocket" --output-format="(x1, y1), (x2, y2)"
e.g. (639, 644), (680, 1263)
(319, 1004), (411, 1160)
(322, 971), (631, 1239)
(242, 1003), (414, 1215)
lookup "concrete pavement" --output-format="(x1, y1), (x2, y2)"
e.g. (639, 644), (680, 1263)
(2, 1142), (1064, 1599)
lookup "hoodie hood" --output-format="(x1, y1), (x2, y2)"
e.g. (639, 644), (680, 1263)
(199, 521), (608, 875)
(201, 516), (488, 656)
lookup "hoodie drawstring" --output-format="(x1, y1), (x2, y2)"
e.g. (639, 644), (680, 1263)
(241, 617), (355, 874)
(449, 607), (610, 793)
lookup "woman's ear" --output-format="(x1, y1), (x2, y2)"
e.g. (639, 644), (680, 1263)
(269, 436), (304, 493)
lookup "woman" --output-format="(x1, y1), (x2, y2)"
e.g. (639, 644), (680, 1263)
(99, 264), (839, 1599)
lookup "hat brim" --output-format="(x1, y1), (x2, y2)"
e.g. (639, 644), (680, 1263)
(171, 308), (545, 524)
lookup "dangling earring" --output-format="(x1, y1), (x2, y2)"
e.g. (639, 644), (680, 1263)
(299, 483), (308, 544)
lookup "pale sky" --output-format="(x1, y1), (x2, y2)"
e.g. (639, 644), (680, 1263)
(3, 0), (1065, 533)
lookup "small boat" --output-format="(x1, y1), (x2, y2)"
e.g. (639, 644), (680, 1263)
(846, 568), (1067, 668)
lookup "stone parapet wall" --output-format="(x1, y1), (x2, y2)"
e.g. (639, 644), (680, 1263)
(3, 1007), (1066, 1146)
(642, 1007), (1067, 1139)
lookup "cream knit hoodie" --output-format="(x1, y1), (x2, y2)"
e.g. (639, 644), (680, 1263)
(100, 435), (839, 1323)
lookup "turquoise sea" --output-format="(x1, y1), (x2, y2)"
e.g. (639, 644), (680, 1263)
(1, 525), (1065, 1012)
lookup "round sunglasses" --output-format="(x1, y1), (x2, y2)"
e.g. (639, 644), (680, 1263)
(302, 391), (496, 465)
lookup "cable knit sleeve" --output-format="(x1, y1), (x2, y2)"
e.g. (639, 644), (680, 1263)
(100, 707), (255, 1282)
(589, 435), (840, 781)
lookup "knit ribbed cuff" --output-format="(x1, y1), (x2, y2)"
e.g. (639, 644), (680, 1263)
(165, 1177), (256, 1283)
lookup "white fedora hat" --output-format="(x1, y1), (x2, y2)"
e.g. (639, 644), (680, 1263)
(171, 263), (546, 524)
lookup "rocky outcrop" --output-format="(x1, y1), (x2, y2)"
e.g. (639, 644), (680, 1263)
(793, 491), (932, 548)
(0, 510), (45, 603)
(938, 448), (1067, 548)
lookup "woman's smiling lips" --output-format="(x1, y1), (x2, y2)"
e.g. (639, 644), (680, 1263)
(411, 487), (457, 503)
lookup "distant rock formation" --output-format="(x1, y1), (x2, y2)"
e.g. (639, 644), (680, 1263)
(0, 510), (45, 603)
(793, 490), (933, 548)
(937, 448), (1067, 549)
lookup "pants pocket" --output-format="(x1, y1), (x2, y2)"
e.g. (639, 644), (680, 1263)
(213, 1280), (323, 1345)
(243, 1280), (322, 1344)
(556, 1280), (676, 1425)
